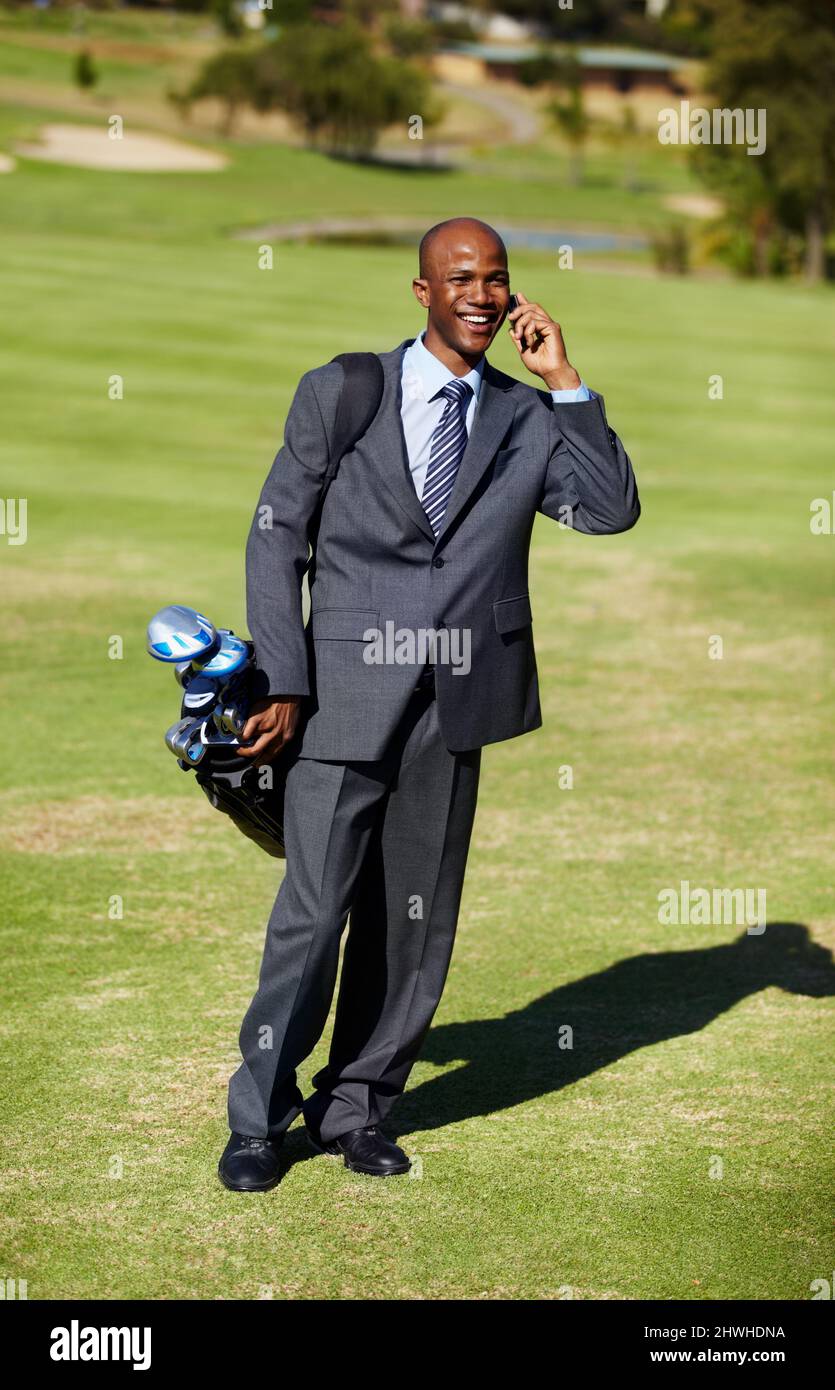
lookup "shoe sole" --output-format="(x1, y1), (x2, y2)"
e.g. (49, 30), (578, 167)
(343, 1158), (411, 1177)
(217, 1163), (281, 1193)
(306, 1131), (410, 1176)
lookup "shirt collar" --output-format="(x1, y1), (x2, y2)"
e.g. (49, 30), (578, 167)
(402, 330), (485, 405)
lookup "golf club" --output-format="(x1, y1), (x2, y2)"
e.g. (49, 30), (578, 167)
(147, 604), (220, 666)
(164, 715), (210, 766)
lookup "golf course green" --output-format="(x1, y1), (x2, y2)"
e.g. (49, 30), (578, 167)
(1, 10), (833, 1301)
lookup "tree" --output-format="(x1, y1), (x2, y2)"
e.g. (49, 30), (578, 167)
(248, 22), (436, 156)
(605, 102), (640, 193)
(482, 0), (627, 42)
(544, 57), (590, 188)
(697, 0), (835, 281)
(211, 0), (244, 40)
(383, 17), (435, 62)
(516, 50), (562, 91)
(691, 139), (777, 277)
(517, 50), (591, 186)
(180, 19), (439, 156)
(343, 0), (399, 25)
(185, 48), (258, 136)
(74, 49), (97, 93)
(274, 0), (314, 20)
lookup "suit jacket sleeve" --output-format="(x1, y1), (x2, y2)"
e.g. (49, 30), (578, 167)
(245, 368), (333, 698)
(539, 393), (640, 535)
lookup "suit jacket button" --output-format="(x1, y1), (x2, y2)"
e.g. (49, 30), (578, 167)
(432, 558), (445, 568)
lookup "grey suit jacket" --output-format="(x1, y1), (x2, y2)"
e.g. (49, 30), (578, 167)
(246, 337), (640, 759)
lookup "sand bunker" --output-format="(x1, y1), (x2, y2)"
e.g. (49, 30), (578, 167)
(16, 123), (226, 172)
(663, 193), (724, 218)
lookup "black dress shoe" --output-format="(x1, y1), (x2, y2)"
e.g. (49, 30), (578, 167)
(218, 1132), (284, 1192)
(306, 1124), (411, 1176)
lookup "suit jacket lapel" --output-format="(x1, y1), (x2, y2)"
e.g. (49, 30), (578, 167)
(361, 340), (517, 548)
(435, 359), (517, 543)
(362, 339), (436, 545)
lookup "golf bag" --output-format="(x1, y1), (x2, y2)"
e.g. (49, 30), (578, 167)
(180, 648), (297, 859)
(149, 352), (384, 858)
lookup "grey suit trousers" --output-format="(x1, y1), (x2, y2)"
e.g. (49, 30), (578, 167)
(226, 675), (481, 1144)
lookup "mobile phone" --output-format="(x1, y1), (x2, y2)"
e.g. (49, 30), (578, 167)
(509, 294), (528, 352)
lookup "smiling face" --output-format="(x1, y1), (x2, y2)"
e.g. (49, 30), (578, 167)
(413, 219), (510, 373)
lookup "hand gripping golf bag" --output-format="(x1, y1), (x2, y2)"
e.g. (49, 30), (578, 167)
(150, 352), (384, 858)
(185, 657), (298, 860)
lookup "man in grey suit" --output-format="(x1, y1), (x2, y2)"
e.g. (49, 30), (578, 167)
(219, 217), (640, 1191)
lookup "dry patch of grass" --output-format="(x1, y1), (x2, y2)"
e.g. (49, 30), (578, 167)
(473, 800), (729, 865)
(0, 793), (230, 857)
(0, 29), (206, 65)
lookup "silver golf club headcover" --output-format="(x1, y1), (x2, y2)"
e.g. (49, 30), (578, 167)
(147, 605), (220, 665)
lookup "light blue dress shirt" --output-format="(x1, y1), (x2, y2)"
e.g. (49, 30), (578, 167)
(400, 330), (593, 501)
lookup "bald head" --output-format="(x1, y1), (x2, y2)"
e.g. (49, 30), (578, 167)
(412, 216), (511, 371)
(418, 217), (507, 279)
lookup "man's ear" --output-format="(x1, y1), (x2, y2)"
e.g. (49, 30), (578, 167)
(412, 277), (430, 309)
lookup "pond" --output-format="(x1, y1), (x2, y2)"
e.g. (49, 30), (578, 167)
(237, 218), (647, 254)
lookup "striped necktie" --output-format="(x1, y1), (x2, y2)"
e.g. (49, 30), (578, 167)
(421, 378), (473, 537)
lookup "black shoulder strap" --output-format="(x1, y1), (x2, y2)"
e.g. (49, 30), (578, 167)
(325, 352), (385, 479)
(305, 352), (385, 579)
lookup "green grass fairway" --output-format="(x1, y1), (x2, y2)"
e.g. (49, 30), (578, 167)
(1, 41), (834, 1299)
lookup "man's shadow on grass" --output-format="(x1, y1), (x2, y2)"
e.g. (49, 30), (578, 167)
(388, 922), (834, 1140)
